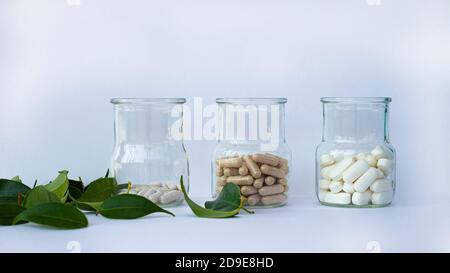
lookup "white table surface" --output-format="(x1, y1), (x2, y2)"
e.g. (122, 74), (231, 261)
(1, 195), (449, 253)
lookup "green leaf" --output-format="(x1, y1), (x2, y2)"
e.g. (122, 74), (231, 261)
(11, 176), (22, 183)
(69, 178), (84, 193)
(69, 197), (103, 212)
(22, 186), (61, 208)
(45, 170), (69, 201)
(0, 179), (31, 198)
(0, 203), (25, 225)
(180, 176), (246, 218)
(116, 183), (129, 192)
(75, 177), (117, 211)
(68, 186), (83, 200)
(13, 203), (88, 229)
(0, 196), (18, 204)
(205, 183), (243, 211)
(99, 194), (174, 219)
(79, 177), (117, 201)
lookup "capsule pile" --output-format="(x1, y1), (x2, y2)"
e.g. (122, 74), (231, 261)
(215, 153), (289, 206)
(118, 182), (183, 205)
(318, 145), (394, 206)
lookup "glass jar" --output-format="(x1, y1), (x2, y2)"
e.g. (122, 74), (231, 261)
(316, 97), (396, 208)
(212, 98), (291, 208)
(111, 98), (189, 207)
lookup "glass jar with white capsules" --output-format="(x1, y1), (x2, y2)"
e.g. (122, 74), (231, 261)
(212, 98), (291, 208)
(110, 98), (189, 207)
(316, 97), (396, 208)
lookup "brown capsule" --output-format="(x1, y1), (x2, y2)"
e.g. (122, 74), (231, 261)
(216, 167), (224, 177)
(283, 185), (289, 192)
(223, 168), (239, 177)
(218, 157), (243, 168)
(280, 164), (289, 174)
(278, 178), (288, 186)
(253, 177), (265, 189)
(251, 153), (280, 167)
(217, 176), (227, 186)
(260, 164), (285, 179)
(226, 175), (254, 186)
(241, 186), (258, 196)
(259, 184), (285, 196)
(261, 194), (287, 205)
(247, 194), (261, 206)
(243, 155), (262, 179)
(264, 176), (276, 186)
(239, 165), (249, 176)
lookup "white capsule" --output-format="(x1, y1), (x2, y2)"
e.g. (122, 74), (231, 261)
(329, 180), (344, 193)
(342, 159), (370, 183)
(352, 191), (372, 205)
(320, 154), (335, 167)
(128, 188), (139, 194)
(318, 190), (329, 202)
(147, 190), (163, 203)
(165, 183), (179, 191)
(343, 182), (355, 194)
(138, 187), (153, 196)
(160, 190), (182, 204)
(319, 179), (331, 190)
(144, 188), (157, 198)
(365, 155), (377, 167)
(371, 145), (393, 160)
(320, 165), (335, 180)
(372, 190), (393, 205)
(354, 167), (379, 193)
(329, 150), (346, 162)
(325, 192), (351, 205)
(328, 156), (355, 181)
(370, 179), (393, 193)
(377, 158), (393, 175)
(376, 168), (385, 179)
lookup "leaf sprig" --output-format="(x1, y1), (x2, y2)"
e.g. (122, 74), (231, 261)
(180, 176), (254, 218)
(0, 170), (175, 229)
(0, 172), (255, 229)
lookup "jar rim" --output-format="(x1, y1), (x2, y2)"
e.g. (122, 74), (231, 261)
(216, 98), (287, 105)
(111, 98), (186, 105)
(320, 97), (392, 104)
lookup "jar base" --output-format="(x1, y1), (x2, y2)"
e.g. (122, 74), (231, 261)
(245, 202), (287, 209)
(319, 201), (391, 208)
(159, 198), (184, 208)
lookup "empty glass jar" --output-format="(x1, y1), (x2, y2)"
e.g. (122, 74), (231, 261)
(212, 98), (291, 208)
(316, 97), (396, 208)
(111, 98), (189, 207)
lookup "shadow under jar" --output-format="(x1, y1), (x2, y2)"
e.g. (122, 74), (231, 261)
(111, 98), (189, 207)
(316, 97), (396, 208)
(212, 98), (291, 208)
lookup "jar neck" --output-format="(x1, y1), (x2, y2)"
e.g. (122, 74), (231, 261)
(217, 103), (286, 150)
(322, 102), (390, 143)
(113, 103), (184, 145)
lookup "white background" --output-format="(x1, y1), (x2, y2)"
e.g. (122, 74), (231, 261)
(1, 0), (450, 253)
